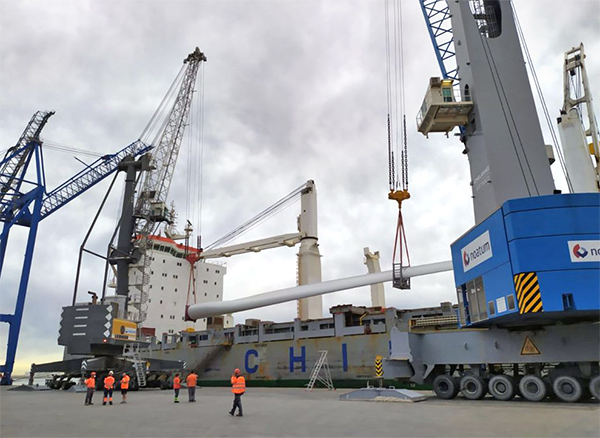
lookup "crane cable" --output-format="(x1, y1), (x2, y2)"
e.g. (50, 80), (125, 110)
(385, 0), (410, 272)
(184, 62), (206, 309)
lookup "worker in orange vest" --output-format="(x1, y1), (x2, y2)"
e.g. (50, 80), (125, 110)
(173, 373), (181, 403)
(229, 368), (246, 417)
(84, 372), (96, 406)
(186, 371), (198, 402)
(103, 371), (115, 406)
(119, 373), (130, 404)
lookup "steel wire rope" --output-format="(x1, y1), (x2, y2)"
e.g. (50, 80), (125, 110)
(397, 0), (408, 192)
(511, 1), (573, 192)
(140, 65), (186, 143)
(384, 0), (395, 191)
(197, 62), (206, 244)
(384, 0), (410, 273)
(392, 0), (401, 190)
(483, 36), (540, 195)
(475, 21), (534, 196)
(205, 183), (307, 250)
(206, 190), (302, 250)
(38, 139), (102, 158)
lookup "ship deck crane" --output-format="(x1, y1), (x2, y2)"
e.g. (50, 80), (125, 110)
(557, 43), (600, 193)
(0, 111), (151, 385)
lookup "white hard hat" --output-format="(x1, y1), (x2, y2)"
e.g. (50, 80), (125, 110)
(109, 371), (114, 375)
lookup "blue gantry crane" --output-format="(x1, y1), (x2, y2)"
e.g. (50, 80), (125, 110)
(0, 111), (151, 384)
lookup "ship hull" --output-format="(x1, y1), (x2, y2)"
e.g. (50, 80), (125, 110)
(147, 333), (391, 383)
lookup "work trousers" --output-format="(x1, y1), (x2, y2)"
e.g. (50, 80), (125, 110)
(103, 388), (113, 403)
(188, 386), (196, 401)
(174, 388), (180, 400)
(85, 388), (94, 405)
(232, 393), (243, 415)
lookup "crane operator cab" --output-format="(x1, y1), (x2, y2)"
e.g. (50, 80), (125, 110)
(416, 77), (473, 137)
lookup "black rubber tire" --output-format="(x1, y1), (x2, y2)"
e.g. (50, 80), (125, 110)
(432, 375), (460, 400)
(460, 375), (487, 400)
(552, 375), (583, 403)
(589, 376), (600, 401)
(519, 375), (548, 402)
(129, 377), (139, 392)
(488, 375), (516, 401)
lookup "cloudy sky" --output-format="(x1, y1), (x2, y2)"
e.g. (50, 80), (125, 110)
(1, 0), (599, 375)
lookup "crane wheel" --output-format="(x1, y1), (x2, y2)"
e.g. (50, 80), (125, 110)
(460, 375), (487, 400)
(432, 375), (460, 399)
(488, 375), (516, 401)
(589, 376), (600, 401)
(552, 375), (584, 403)
(519, 375), (548, 402)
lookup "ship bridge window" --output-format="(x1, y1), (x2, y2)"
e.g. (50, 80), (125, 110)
(265, 327), (293, 335)
(240, 328), (258, 337)
(320, 323), (334, 330)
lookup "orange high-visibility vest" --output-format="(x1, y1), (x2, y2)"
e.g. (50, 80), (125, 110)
(85, 377), (95, 389)
(231, 375), (246, 394)
(173, 377), (181, 389)
(104, 375), (115, 389)
(186, 374), (197, 387)
(121, 375), (130, 390)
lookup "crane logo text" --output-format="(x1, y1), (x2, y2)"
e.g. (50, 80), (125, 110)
(568, 241), (600, 263)
(461, 231), (493, 272)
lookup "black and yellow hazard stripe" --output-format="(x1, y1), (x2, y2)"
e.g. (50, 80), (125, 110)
(513, 272), (543, 314)
(375, 356), (384, 377)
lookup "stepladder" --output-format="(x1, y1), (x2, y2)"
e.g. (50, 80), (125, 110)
(305, 350), (335, 391)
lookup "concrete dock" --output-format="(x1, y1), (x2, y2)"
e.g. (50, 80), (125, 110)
(1, 386), (599, 437)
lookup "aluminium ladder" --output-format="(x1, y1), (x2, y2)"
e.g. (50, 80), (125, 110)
(305, 350), (335, 391)
(123, 343), (147, 387)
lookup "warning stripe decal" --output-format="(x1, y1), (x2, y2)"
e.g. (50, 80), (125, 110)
(375, 357), (384, 377)
(513, 272), (544, 314)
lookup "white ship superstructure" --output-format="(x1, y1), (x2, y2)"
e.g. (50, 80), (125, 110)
(127, 235), (231, 337)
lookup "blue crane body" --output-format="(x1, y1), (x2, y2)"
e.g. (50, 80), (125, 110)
(451, 193), (600, 328)
(0, 111), (151, 385)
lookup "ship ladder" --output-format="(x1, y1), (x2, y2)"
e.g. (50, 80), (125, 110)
(123, 343), (147, 387)
(305, 350), (335, 391)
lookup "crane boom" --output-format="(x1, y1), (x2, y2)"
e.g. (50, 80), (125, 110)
(557, 43), (600, 193)
(0, 111), (55, 220)
(41, 140), (152, 218)
(134, 48), (207, 236)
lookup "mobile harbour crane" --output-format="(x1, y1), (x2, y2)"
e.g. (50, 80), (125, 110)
(187, 0), (600, 402)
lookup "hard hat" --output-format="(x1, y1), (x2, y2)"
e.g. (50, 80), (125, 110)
(234, 368), (240, 374)
(109, 371), (114, 375)
(91, 372), (96, 375)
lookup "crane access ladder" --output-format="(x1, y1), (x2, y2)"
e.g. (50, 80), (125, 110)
(305, 350), (335, 391)
(123, 343), (148, 387)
